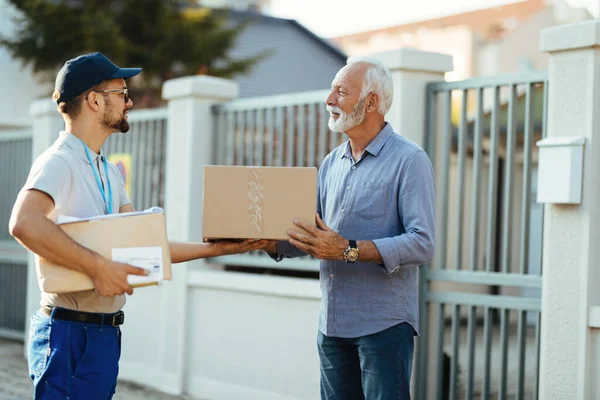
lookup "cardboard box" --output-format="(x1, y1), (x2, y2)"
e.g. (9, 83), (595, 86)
(202, 166), (317, 240)
(38, 211), (172, 293)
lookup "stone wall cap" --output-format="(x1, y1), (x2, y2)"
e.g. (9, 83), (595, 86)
(374, 48), (453, 74)
(540, 19), (600, 53)
(162, 75), (239, 101)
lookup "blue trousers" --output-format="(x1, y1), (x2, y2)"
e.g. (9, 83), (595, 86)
(28, 309), (122, 399)
(318, 322), (415, 400)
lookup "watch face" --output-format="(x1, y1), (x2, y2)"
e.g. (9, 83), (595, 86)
(346, 248), (359, 262)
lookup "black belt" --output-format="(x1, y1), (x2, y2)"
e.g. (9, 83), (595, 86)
(41, 306), (125, 327)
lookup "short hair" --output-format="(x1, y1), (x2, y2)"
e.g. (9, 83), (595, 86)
(53, 83), (106, 118)
(346, 56), (393, 115)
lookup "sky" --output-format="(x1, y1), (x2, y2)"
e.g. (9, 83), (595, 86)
(264, 0), (599, 38)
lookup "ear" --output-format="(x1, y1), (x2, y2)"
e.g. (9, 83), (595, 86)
(366, 93), (379, 113)
(85, 91), (102, 112)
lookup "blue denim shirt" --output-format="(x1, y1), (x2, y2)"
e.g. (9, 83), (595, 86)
(275, 123), (436, 338)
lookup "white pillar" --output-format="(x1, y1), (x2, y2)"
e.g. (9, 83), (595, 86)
(158, 76), (239, 394)
(539, 20), (600, 400)
(375, 48), (454, 148)
(24, 99), (63, 347)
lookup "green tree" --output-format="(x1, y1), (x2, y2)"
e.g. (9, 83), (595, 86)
(1, 0), (269, 105)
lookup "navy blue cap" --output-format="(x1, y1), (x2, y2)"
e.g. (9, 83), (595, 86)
(54, 52), (142, 104)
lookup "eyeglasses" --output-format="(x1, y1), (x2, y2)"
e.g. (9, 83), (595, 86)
(93, 88), (129, 103)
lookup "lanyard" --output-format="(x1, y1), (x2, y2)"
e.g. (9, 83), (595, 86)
(80, 139), (112, 214)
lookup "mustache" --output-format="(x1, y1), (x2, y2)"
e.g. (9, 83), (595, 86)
(326, 105), (343, 114)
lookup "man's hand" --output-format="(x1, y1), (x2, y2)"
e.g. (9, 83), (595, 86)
(287, 214), (347, 260)
(91, 259), (149, 297)
(204, 239), (270, 257)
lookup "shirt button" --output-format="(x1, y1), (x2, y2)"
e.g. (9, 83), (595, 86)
(341, 209), (345, 213)
(352, 166), (356, 170)
(346, 186), (351, 190)
(330, 274), (334, 278)
(335, 229), (340, 233)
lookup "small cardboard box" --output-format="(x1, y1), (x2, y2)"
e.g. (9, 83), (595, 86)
(203, 166), (317, 240)
(38, 211), (172, 293)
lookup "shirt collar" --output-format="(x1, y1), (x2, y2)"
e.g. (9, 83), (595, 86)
(340, 122), (395, 159)
(58, 131), (105, 164)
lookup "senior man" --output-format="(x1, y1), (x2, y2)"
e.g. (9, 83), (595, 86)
(266, 56), (436, 400)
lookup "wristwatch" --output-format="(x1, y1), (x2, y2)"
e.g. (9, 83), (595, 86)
(343, 240), (359, 263)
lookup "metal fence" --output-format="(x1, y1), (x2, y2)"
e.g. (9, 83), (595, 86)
(104, 108), (168, 211)
(0, 130), (32, 340)
(416, 71), (548, 400)
(211, 90), (344, 271)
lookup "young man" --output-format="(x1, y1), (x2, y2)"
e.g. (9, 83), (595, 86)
(267, 56), (436, 399)
(9, 52), (266, 399)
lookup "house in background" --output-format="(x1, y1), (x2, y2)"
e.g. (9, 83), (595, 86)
(332, 0), (591, 82)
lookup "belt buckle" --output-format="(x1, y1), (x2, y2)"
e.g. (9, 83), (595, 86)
(111, 311), (125, 327)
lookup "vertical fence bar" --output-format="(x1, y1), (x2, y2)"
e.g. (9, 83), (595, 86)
(520, 83), (534, 275)
(256, 109), (264, 166)
(534, 311), (542, 400)
(499, 308), (510, 400)
(286, 106), (295, 166)
(236, 110), (245, 165)
(454, 90), (467, 271)
(246, 109), (255, 166)
(482, 306), (493, 400)
(435, 303), (446, 400)
(417, 88), (436, 400)
(485, 87), (500, 274)
(470, 87), (483, 272)
(226, 111), (235, 165)
(276, 107), (284, 166)
(516, 310), (527, 400)
(143, 120), (155, 208)
(449, 304), (460, 400)
(134, 122), (145, 208)
(501, 84), (517, 273)
(297, 105), (306, 166)
(465, 306), (476, 400)
(439, 90), (452, 270)
(308, 103), (317, 167)
(416, 273), (429, 400)
(318, 107), (328, 165)
(266, 108), (274, 166)
(539, 81), (548, 277)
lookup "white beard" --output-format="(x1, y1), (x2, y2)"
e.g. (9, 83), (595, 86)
(327, 98), (367, 133)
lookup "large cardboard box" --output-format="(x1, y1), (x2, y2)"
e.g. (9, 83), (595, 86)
(38, 211), (172, 293)
(203, 166), (317, 240)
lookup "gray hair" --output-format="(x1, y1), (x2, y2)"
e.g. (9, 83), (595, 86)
(346, 56), (393, 116)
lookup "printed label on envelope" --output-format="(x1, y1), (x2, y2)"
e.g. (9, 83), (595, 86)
(112, 247), (163, 285)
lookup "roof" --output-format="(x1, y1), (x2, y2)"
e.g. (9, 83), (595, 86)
(212, 9), (347, 97)
(333, 0), (546, 45)
(225, 9), (347, 61)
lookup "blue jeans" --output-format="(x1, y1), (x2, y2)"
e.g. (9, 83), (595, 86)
(28, 309), (122, 399)
(318, 322), (415, 400)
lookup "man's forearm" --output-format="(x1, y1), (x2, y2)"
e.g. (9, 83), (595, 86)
(11, 215), (101, 276)
(169, 242), (217, 263)
(356, 240), (384, 264)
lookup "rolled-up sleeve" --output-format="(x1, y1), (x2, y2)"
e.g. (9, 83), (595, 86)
(373, 149), (436, 273)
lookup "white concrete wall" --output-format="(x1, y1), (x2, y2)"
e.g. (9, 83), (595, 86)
(539, 19), (600, 399)
(185, 270), (320, 400)
(0, 0), (52, 129)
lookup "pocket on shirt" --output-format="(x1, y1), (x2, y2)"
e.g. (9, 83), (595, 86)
(353, 180), (389, 219)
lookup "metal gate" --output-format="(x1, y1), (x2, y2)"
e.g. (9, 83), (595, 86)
(0, 130), (32, 340)
(415, 71), (548, 400)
